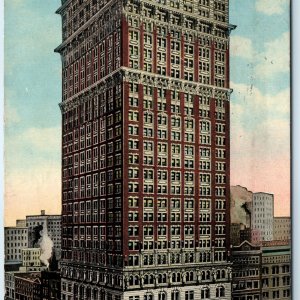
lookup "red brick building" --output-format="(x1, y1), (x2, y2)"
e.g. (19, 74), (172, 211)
(14, 273), (41, 300)
(55, 0), (233, 299)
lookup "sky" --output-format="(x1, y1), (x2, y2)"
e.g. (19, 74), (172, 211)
(4, 0), (290, 226)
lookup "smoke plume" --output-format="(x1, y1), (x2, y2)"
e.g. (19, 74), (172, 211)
(38, 228), (54, 267)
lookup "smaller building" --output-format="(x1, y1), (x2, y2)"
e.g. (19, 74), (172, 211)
(262, 241), (291, 300)
(232, 240), (262, 300)
(5, 223), (28, 266)
(231, 223), (241, 246)
(19, 248), (46, 272)
(41, 271), (61, 300)
(16, 219), (26, 227)
(14, 272), (41, 300)
(5, 272), (16, 300)
(273, 217), (291, 241)
(252, 193), (274, 241)
(26, 210), (61, 260)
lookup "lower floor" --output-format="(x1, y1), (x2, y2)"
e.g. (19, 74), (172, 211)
(61, 280), (232, 300)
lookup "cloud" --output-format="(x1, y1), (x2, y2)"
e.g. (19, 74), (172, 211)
(231, 82), (290, 121)
(231, 32), (290, 80)
(254, 32), (290, 79)
(255, 0), (289, 15)
(231, 36), (254, 59)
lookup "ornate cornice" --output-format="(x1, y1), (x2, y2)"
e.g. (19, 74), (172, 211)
(59, 67), (232, 113)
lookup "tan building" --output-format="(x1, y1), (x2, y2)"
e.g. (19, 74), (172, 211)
(273, 217), (291, 241)
(5, 222), (29, 267)
(19, 248), (46, 272)
(26, 210), (61, 260)
(261, 241), (291, 300)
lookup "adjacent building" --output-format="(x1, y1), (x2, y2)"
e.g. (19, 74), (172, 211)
(5, 272), (16, 300)
(14, 272), (41, 300)
(273, 217), (291, 241)
(232, 240), (262, 300)
(5, 222), (29, 269)
(26, 210), (61, 260)
(41, 271), (61, 300)
(19, 248), (46, 272)
(261, 241), (291, 300)
(252, 193), (274, 241)
(55, 0), (233, 298)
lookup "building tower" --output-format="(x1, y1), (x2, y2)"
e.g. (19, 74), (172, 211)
(252, 192), (274, 242)
(55, 0), (233, 299)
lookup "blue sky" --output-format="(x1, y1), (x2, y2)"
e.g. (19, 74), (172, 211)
(4, 0), (290, 225)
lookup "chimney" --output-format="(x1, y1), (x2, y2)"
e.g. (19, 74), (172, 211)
(41, 210), (45, 216)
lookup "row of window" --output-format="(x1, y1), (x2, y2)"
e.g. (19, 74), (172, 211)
(63, 31), (121, 100)
(62, 197), (225, 213)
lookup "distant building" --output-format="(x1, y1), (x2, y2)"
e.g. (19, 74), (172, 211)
(19, 248), (46, 272)
(230, 185), (253, 225)
(252, 193), (274, 241)
(231, 223), (253, 246)
(232, 240), (262, 300)
(261, 241), (291, 299)
(240, 227), (252, 243)
(231, 223), (242, 246)
(4, 222), (29, 268)
(41, 271), (61, 300)
(5, 272), (16, 300)
(14, 272), (41, 300)
(16, 219), (26, 227)
(273, 217), (291, 241)
(26, 210), (61, 260)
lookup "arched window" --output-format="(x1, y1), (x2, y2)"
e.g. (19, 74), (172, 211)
(144, 293), (153, 300)
(129, 275), (139, 286)
(216, 286), (225, 297)
(206, 270), (210, 280)
(158, 292), (167, 300)
(186, 271), (194, 282)
(79, 286), (85, 299)
(171, 290), (180, 300)
(86, 287), (91, 300)
(158, 274), (167, 283)
(93, 289), (98, 299)
(201, 287), (210, 299)
(144, 274), (154, 285)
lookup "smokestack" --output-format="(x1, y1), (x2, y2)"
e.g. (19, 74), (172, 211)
(38, 228), (54, 268)
(41, 210), (45, 216)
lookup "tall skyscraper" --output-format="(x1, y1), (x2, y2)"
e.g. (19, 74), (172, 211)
(55, 0), (233, 299)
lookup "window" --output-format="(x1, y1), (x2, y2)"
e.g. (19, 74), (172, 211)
(185, 291), (194, 300)
(158, 292), (167, 300)
(201, 288), (210, 299)
(171, 291), (180, 300)
(216, 286), (225, 298)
